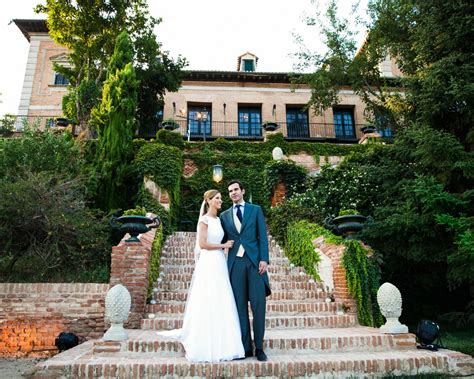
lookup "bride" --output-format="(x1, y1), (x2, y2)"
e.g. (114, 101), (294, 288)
(157, 189), (245, 362)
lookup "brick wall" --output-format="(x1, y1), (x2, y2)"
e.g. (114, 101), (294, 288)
(313, 238), (358, 316)
(109, 228), (156, 328)
(0, 283), (109, 357)
(0, 226), (157, 357)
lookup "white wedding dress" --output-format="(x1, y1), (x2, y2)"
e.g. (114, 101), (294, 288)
(157, 215), (245, 362)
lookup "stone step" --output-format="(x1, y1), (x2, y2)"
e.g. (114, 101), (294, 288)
(158, 264), (306, 276)
(153, 289), (329, 302)
(98, 328), (415, 356)
(141, 314), (357, 330)
(146, 300), (342, 315)
(154, 280), (321, 292)
(156, 272), (317, 284)
(33, 339), (474, 378)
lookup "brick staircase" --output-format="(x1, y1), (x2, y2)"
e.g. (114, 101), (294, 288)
(33, 232), (474, 378)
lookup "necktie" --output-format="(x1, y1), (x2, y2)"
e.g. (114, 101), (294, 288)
(236, 204), (243, 223)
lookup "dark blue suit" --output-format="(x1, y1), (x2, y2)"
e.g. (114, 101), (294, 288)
(220, 203), (271, 352)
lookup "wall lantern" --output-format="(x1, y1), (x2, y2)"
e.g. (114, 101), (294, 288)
(212, 164), (223, 183)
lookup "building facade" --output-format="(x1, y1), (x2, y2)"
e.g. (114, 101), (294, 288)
(14, 20), (398, 141)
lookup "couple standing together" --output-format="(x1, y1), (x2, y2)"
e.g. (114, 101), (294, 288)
(158, 180), (271, 362)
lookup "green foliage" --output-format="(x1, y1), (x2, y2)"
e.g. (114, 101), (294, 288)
(123, 206), (147, 216)
(156, 129), (185, 149)
(93, 32), (139, 212)
(264, 160), (307, 201)
(269, 217), (382, 326)
(343, 240), (383, 327)
(148, 225), (163, 299)
(339, 209), (360, 216)
(0, 128), (82, 180)
(36, 0), (185, 135)
(0, 171), (110, 282)
(134, 143), (183, 230)
(0, 114), (15, 136)
(286, 221), (322, 281)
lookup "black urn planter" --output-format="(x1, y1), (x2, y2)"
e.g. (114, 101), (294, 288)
(110, 215), (160, 243)
(324, 214), (368, 239)
(361, 126), (377, 134)
(262, 122), (280, 132)
(160, 120), (179, 131)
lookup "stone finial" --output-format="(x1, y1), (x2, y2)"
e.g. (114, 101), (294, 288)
(103, 284), (131, 341)
(272, 147), (284, 160)
(377, 282), (408, 334)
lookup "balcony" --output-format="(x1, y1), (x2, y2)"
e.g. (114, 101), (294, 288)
(3, 116), (393, 143)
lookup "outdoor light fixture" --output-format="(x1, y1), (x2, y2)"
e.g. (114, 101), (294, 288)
(172, 102), (176, 113)
(272, 104), (276, 115)
(194, 109), (209, 142)
(223, 103), (226, 115)
(212, 164), (223, 183)
(416, 320), (442, 351)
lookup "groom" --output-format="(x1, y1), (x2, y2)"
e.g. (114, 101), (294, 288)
(220, 180), (271, 362)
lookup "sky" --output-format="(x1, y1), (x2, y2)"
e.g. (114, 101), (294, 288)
(0, 0), (367, 117)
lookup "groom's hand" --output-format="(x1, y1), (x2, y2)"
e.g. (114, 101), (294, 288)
(258, 261), (268, 275)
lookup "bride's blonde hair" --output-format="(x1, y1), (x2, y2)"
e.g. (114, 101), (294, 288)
(202, 189), (220, 214)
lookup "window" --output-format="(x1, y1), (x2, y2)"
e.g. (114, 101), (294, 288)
(188, 106), (211, 137)
(333, 108), (355, 139)
(54, 73), (69, 86)
(375, 114), (393, 137)
(286, 107), (309, 138)
(238, 107), (261, 137)
(243, 59), (255, 72)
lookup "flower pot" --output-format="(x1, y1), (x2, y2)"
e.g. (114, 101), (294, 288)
(110, 215), (160, 242)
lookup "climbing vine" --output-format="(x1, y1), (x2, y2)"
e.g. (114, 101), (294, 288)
(264, 160), (307, 201)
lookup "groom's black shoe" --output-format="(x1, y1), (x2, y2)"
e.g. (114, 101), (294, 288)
(255, 349), (267, 362)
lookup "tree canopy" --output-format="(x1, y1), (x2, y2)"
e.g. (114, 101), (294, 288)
(35, 0), (187, 135)
(294, 0), (474, 146)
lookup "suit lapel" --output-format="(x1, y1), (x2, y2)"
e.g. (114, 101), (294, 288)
(225, 207), (239, 235)
(240, 203), (253, 232)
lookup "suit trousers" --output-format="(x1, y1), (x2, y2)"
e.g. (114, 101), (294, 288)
(230, 253), (266, 351)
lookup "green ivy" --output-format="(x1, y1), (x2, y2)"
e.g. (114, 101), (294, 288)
(286, 221), (322, 281)
(269, 216), (382, 327)
(264, 160), (307, 201)
(343, 240), (384, 327)
(156, 129), (185, 150)
(148, 224), (164, 299)
(134, 142), (183, 229)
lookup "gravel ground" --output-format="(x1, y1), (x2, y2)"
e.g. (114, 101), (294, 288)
(0, 358), (45, 379)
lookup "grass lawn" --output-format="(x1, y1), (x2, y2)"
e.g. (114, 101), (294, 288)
(441, 328), (474, 357)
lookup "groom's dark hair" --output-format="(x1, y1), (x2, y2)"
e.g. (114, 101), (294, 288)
(227, 179), (244, 190)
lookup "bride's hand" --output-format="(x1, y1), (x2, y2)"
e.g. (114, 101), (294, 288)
(223, 240), (234, 249)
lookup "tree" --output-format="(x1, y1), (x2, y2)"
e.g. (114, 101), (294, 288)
(294, 0), (474, 146)
(92, 32), (139, 212)
(35, 0), (186, 136)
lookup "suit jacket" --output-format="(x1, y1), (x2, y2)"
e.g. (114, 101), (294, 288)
(220, 203), (271, 296)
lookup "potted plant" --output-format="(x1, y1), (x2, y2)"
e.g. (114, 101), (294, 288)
(324, 209), (368, 239)
(160, 118), (180, 131)
(261, 121), (280, 132)
(110, 207), (160, 243)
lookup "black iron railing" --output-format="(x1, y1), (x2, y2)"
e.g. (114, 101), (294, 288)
(3, 115), (394, 142)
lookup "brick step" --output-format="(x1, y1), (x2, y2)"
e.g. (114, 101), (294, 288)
(155, 280), (321, 292)
(153, 289), (329, 302)
(33, 340), (474, 378)
(156, 272), (317, 284)
(158, 264), (307, 275)
(146, 300), (342, 315)
(141, 314), (357, 330)
(159, 257), (291, 266)
(97, 328), (415, 356)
